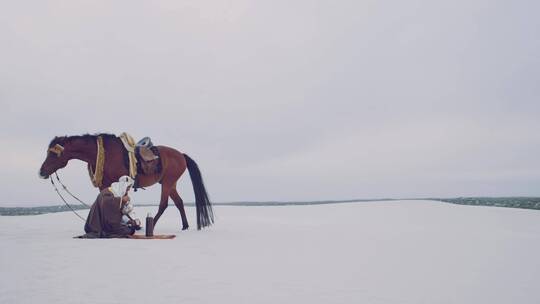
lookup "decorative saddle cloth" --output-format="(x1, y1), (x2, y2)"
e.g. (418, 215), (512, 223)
(119, 133), (138, 179)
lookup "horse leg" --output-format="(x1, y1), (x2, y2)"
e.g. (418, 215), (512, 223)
(153, 184), (172, 227)
(170, 188), (189, 230)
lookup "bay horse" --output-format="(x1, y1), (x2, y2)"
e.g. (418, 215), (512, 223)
(38, 133), (213, 230)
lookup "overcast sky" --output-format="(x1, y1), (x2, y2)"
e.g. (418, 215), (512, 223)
(1, 0), (539, 206)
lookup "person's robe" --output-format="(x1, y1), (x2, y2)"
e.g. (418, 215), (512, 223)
(80, 188), (135, 238)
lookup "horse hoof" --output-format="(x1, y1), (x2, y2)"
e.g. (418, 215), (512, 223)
(182, 225), (189, 231)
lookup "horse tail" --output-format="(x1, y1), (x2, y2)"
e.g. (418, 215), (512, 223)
(184, 154), (214, 230)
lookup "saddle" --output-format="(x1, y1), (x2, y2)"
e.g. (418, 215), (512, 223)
(135, 137), (161, 175)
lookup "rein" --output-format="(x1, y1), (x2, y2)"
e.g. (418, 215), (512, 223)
(54, 172), (91, 208)
(50, 173), (86, 222)
(51, 172), (140, 228)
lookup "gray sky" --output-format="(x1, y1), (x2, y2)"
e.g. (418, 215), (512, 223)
(1, 0), (539, 206)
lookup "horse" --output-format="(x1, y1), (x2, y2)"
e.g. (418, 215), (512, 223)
(38, 133), (213, 230)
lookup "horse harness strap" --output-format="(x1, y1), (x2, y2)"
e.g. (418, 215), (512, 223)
(87, 136), (105, 188)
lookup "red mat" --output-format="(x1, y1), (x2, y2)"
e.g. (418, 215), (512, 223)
(128, 234), (176, 239)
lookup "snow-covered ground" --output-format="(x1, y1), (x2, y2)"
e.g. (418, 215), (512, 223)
(1, 200), (539, 304)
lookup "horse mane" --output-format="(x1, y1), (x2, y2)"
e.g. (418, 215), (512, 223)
(48, 133), (118, 148)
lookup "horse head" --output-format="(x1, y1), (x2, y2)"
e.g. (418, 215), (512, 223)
(39, 136), (70, 179)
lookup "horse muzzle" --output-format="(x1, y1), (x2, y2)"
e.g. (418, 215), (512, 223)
(38, 169), (50, 179)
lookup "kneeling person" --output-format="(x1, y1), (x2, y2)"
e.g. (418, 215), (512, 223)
(82, 176), (140, 238)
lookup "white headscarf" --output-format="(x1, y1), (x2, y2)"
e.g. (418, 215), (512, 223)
(109, 175), (134, 198)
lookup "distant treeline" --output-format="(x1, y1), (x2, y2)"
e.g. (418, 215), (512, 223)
(434, 197), (540, 210)
(1, 197), (539, 216)
(0, 204), (89, 216)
